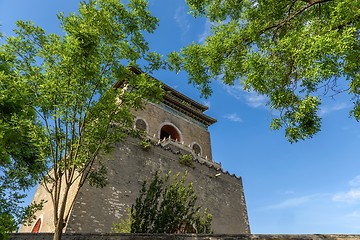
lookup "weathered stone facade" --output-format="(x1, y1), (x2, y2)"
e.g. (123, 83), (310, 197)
(63, 137), (249, 234)
(21, 137), (249, 234)
(19, 69), (249, 234)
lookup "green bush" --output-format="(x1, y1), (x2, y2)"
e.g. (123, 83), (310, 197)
(112, 208), (131, 233)
(113, 171), (213, 234)
(139, 140), (151, 150)
(179, 154), (193, 167)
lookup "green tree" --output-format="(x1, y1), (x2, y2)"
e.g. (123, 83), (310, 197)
(1, 43), (46, 238)
(0, 0), (163, 239)
(169, 0), (360, 142)
(113, 171), (212, 234)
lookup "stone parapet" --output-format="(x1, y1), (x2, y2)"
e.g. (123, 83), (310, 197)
(154, 136), (222, 169)
(9, 233), (360, 240)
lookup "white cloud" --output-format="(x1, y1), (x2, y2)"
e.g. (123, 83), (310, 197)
(333, 189), (360, 204)
(264, 195), (315, 209)
(319, 102), (350, 116)
(198, 19), (212, 43)
(224, 85), (268, 108)
(225, 85), (350, 114)
(224, 113), (242, 123)
(246, 92), (268, 108)
(223, 85), (242, 100)
(333, 175), (360, 204)
(346, 210), (360, 218)
(202, 100), (211, 108)
(282, 190), (296, 195)
(174, 5), (190, 35)
(350, 176), (360, 187)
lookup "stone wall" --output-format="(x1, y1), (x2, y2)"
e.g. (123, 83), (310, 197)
(10, 233), (360, 240)
(65, 137), (249, 234)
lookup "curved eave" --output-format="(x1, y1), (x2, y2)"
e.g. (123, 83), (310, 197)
(124, 66), (217, 126)
(127, 66), (209, 112)
(164, 95), (217, 127)
(162, 84), (208, 112)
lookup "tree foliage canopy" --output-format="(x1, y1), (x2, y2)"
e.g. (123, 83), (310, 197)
(0, 0), (163, 239)
(113, 171), (212, 234)
(169, 0), (360, 142)
(0, 42), (46, 237)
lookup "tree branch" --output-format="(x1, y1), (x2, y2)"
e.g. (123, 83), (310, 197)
(262, 0), (333, 33)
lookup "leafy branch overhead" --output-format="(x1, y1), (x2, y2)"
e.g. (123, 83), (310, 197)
(169, 0), (360, 142)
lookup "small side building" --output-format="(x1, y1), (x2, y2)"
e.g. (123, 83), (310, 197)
(20, 69), (250, 234)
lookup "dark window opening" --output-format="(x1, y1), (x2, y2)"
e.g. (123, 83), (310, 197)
(192, 143), (201, 155)
(160, 124), (180, 141)
(135, 119), (147, 131)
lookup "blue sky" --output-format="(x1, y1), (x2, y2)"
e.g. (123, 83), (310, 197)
(1, 0), (360, 234)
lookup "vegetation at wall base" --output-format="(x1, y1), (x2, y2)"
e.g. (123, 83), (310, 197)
(113, 171), (212, 234)
(112, 208), (132, 233)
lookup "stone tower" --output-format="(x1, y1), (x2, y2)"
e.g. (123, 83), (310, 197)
(20, 68), (250, 234)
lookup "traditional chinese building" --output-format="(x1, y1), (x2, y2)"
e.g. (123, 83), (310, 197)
(20, 68), (250, 234)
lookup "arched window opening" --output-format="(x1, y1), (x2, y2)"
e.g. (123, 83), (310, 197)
(135, 118), (147, 131)
(192, 143), (202, 156)
(31, 218), (41, 233)
(160, 124), (180, 141)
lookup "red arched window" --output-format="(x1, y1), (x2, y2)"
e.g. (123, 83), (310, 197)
(160, 124), (180, 141)
(31, 218), (41, 233)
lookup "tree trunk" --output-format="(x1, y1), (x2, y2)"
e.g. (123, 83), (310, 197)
(53, 220), (64, 240)
(53, 181), (70, 240)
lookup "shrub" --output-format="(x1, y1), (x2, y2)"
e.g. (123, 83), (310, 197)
(139, 140), (151, 150)
(179, 154), (193, 167)
(113, 171), (213, 234)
